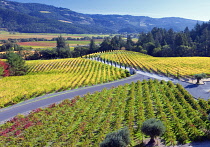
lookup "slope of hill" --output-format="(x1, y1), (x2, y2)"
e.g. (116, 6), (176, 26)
(0, 58), (128, 108)
(0, 0), (203, 33)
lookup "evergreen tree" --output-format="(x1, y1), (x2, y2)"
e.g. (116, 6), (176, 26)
(99, 37), (111, 51)
(56, 35), (67, 48)
(110, 36), (125, 50)
(89, 39), (97, 53)
(126, 35), (134, 51)
(56, 36), (71, 58)
(6, 53), (28, 76)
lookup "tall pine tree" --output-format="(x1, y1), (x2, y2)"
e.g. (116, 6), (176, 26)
(6, 53), (27, 76)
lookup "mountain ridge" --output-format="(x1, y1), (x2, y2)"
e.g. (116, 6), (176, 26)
(0, 0), (204, 33)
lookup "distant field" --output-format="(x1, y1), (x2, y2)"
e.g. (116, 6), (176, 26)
(17, 39), (103, 48)
(0, 31), (109, 40)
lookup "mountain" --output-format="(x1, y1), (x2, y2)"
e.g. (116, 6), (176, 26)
(0, 0), (203, 34)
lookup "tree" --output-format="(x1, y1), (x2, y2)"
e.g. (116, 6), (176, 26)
(100, 127), (130, 147)
(56, 36), (71, 58)
(99, 37), (111, 51)
(126, 35), (134, 51)
(40, 49), (57, 59)
(141, 118), (165, 145)
(56, 35), (68, 48)
(194, 73), (207, 84)
(0, 60), (9, 77)
(6, 53), (28, 76)
(144, 42), (156, 56)
(110, 36), (125, 50)
(89, 39), (97, 53)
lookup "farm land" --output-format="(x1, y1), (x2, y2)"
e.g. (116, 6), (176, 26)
(0, 58), (128, 108)
(17, 40), (104, 49)
(98, 50), (210, 78)
(0, 32), (210, 146)
(0, 31), (109, 40)
(0, 80), (209, 146)
(0, 31), (106, 49)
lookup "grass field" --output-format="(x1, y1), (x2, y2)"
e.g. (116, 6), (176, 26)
(0, 31), (109, 40)
(97, 50), (210, 78)
(16, 39), (103, 49)
(0, 58), (128, 108)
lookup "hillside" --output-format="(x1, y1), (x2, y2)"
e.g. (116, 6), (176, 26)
(98, 50), (210, 77)
(0, 0), (203, 33)
(0, 58), (128, 108)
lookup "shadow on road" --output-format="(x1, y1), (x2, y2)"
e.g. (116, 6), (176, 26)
(185, 84), (199, 89)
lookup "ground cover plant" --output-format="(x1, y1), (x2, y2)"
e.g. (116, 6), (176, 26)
(0, 58), (128, 108)
(0, 80), (209, 146)
(96, 50), (210, 78)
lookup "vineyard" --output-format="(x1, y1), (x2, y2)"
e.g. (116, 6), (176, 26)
(0, 80), (209, 146)
(0, 58), (128, 108)
(95, 50), (210, 78)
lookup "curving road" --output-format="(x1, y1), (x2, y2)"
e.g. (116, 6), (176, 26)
(0, 74), (146, 124)
(0, 62), (210, 124)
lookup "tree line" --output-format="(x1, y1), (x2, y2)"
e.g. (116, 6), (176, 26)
(2, 21), (210, 60)
(97, 21), (210, 57)
(63, 21), (210, 58)
(0, 36), (104, 44)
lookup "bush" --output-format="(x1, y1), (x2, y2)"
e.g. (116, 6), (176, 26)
(125, 70), (131, 77)
(141, 118), (165, 143)
(100, 127), (130, 147)
(0, 60), (9, 77)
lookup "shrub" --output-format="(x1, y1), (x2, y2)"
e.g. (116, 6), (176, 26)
(141, 118), (165, 144)
(100, 127), (130, 147)
(0, 60), (9, 77)
(125, 70), (131, 77)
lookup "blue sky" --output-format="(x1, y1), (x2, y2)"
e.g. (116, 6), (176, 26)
(8, 0), (210, 21)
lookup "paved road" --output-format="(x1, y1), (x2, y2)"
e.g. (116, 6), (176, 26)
(0, 59), (209, 124)
(95, 57), (210, 99)
(0, 74), (148, 124)
(135, 70), (210, 100)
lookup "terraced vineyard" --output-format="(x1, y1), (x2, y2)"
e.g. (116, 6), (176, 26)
(0, 58), (128, 108)
(0, 80), (209, 146)
(96, 50), (210, 78)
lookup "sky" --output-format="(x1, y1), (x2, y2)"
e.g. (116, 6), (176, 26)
(7, 0), (210, 21)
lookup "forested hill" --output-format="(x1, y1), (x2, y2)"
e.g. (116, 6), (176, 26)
(0, 0), (203, 33)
